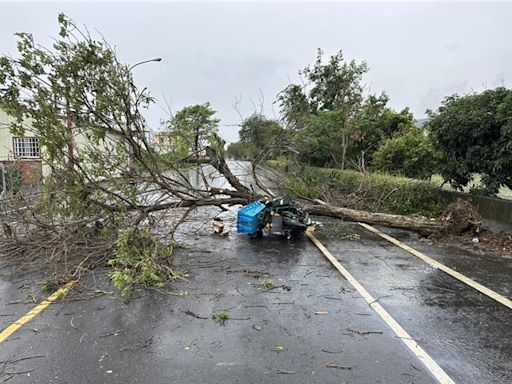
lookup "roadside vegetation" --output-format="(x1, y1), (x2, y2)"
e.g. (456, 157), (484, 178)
(229, 49), (511, 251)
(229, 50), (512, 202)
(271, 164), (446, 218)
(0, 15), (510, 297)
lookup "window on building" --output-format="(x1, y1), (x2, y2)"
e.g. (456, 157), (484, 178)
(13, 137), (40, 158)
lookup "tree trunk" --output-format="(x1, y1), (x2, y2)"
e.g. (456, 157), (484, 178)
(340, 132), (347, 170)
(301, 203), (446, 235)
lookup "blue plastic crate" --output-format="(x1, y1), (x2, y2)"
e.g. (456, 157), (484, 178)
(237, 201), (266, 234)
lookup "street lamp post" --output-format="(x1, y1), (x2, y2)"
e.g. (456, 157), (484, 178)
(125, 57), (162, 170)
(128, 57), (162, 71)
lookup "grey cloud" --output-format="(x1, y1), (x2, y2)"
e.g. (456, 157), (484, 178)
(444, 43), (462, 53)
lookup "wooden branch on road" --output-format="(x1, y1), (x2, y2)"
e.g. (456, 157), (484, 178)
(301, 203), (446, 235)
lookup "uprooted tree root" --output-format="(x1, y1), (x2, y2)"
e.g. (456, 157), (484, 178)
(438, 198), (483, 235)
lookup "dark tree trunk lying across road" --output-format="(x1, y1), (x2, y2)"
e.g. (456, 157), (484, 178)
(301, 203), (446, 235)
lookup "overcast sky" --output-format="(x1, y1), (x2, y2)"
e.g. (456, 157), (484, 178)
(1, 1), (511, 142)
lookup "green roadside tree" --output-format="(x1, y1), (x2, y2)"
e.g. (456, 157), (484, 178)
(277, 84), (311, 130)
(227, 114), (284, 160)
(372, 127), (440, 179)
(226, 141), (256, 160)
(427, 87), (512, 195)
(278, 49), (368, 168)
(350, 93), (414, 168)
(277, 49), (414, 170)
(239, 114), (283, 153)
(292, 110), (344, 166)
(167, 103), (220, 155)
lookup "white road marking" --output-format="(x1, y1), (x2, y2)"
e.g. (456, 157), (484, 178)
(306, 230), (455, 384)
(358, 222), (512, 311)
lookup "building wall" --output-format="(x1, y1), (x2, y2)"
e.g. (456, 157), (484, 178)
(1, 109), (154, 183)
(0, 109), (16, 160)
(0, 109), (45, 184)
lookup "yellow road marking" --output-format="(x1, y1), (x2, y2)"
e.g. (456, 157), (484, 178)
(306, 230), (455, 384)
(0, 281), (75, 343)
(358, 222), (512, 310)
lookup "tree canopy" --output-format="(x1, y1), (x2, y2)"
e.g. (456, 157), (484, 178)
(227, 114), (283, 160)
(372, 127), (440, 179)
(427, 87), (512, 195)
(167, 103), (219, 155)
(0, 14), (253, 296)
(277, 49), (414, 169)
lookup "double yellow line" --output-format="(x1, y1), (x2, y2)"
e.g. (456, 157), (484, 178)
(0, 281), (75, 343)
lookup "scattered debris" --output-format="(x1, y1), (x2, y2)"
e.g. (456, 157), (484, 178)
(183, 310), (208, 320)
(341, 232), (361, 241)
(325, 360), (352, 370)
(260, 279), (274, 289)
(99, 329), (124, 338)
(273, 368), (296, 374)
(346, 328), (383, 336)
(212, 218), (229, 237)
(321, 349), (343, 354)
(212, 311), (230, 325)
(238, 196), (314, 239)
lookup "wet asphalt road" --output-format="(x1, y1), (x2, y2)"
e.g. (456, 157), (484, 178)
(1, 214), (512, 383)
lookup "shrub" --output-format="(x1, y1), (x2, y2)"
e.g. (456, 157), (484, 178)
(282, 166), (446, 217)
(372, 128), (440, 179)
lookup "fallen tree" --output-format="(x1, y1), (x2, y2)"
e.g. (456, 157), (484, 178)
(0, 14), (486, 297)
(0, 15), (260, 295)
(301, 203), (445, 235)
(301, 199), (482, 236)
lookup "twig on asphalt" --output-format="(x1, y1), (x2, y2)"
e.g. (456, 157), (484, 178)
(70, 317), (78, 330)
(273, 369), (296, 374)
(346, 328), (383, 336)
(325, 360), (351, 370)
(3, 369), (35, 375)
(322, 296), (343, 301)
(321, 349), (343, 354)
(183, 310), (208, 320)
(368, 294), (392, 305)
(99, 329), (124, 338)
(0, 355), (45, 365)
